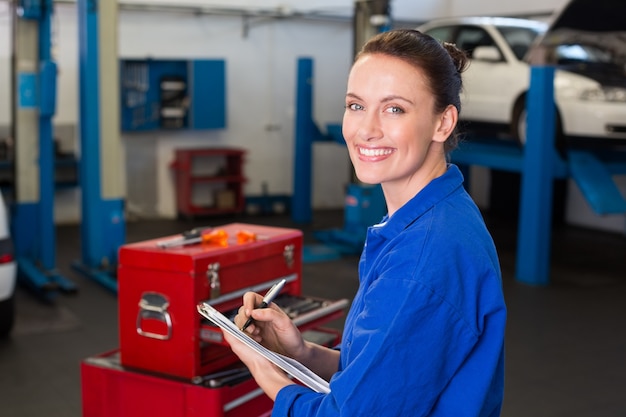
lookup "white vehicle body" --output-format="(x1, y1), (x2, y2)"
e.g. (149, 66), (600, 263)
(417, 16), (626, 144)
(0, 192), (17, 337)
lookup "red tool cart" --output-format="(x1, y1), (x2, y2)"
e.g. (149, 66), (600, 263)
(81, 350), (274, 417)
(170, 148), (247, 218)
(81, 223), (348, 417)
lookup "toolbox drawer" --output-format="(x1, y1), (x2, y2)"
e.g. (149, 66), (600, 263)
(83, 327), (342, 417)
(81, 350), (273, 417)
(200, 293), (348, 345)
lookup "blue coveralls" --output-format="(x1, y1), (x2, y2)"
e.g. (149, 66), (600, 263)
(273, 165), (506, 417)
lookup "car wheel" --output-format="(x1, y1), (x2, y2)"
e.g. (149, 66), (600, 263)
(512, 98), (564, 150)
(512, 104), (528, 146)
(0, 293), (15, 338)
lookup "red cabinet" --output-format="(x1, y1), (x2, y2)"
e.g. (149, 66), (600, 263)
(171, 148), (246, 218)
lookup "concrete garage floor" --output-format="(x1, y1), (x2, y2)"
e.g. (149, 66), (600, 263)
(1, 209), (625, 417)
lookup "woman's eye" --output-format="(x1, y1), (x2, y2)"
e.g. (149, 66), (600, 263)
(385, 106), (404, 114)
(346, 103), (364, 111)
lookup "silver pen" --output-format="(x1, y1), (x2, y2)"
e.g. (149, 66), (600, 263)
(240, 279), (286, 331)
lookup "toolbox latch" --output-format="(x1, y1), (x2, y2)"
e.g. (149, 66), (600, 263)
(136, 292), (173, 340)
(207, 262), (221, 298)
(283, 244), (295, 268)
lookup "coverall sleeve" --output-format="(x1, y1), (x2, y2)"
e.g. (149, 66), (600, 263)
(271, 272), (481, 417)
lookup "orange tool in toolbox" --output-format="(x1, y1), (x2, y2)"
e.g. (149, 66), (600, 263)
(81, 223), (347, 417)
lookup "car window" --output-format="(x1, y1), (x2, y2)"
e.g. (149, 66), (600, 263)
(423, 26), (456, 43)
(496, 26), (542, 60)
(455, 26), (496, 59)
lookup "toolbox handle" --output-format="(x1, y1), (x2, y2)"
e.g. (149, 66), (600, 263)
(223, 387), (266, 413)
(136, 292), (173, 340)
(291, 299), (350, 327)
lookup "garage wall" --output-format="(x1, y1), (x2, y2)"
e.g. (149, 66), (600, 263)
(0, 3), (10, 129)
(450, 0), (569, 19)
(118, 9), (353, 219)
(106, 0), (570, 21)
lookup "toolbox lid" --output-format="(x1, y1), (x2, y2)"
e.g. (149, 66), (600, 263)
(118, 223), (302, 273)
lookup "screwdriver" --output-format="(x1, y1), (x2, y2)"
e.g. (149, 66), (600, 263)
(157, 227), (228, 248)
(236, 229), (270, 244)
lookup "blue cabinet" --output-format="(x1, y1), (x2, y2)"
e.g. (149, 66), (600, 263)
(120, 59), (226, 132)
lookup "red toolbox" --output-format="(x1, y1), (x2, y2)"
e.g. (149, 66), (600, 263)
(81, 350), (273, 417)
(118, 223), (347, 380)
(83, 327), (342, 417)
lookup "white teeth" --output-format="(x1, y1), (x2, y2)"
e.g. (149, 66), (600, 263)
(359, 147), (393, 157)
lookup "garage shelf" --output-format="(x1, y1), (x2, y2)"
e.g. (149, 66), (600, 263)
(170, 148), (246, 219)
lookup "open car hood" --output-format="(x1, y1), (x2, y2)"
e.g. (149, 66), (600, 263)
(549, 0), (625, 32)
(532, 0), (626, 63)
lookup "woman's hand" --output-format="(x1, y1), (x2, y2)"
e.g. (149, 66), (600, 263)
(234, 291), (307, 359)
(225, 291), (341, 391)
(222, 291), (308, 399)
(221, 329), (293, 400)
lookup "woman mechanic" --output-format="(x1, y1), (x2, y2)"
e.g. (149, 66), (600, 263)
(223, 29), (507, 417)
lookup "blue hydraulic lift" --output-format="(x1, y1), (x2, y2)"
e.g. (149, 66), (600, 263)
(11, 0), (77, 300)
(292, 57), (331, 225)
(72, 0), (125, 292)
(451, 66), (626, 286)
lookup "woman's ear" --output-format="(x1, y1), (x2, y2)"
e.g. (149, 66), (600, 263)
(433, 105), (458, 143)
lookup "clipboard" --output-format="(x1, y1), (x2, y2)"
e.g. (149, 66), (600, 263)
(197, 302), (331, 394)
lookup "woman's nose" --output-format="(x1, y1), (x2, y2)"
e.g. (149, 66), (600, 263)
(359, 113), (383, 141)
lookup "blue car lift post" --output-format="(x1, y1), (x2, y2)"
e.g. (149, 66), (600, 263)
(292, 57), (341, 225)
(11, 0), (76, 300)
(451, 66), (626, 286)
(72, 0), (125, 292)
(292, 57), (342, 262)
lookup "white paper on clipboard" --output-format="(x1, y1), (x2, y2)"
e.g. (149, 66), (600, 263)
(197, 302), (331, 394)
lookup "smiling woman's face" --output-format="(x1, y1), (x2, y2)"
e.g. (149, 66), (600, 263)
(342, 53), (455, 212)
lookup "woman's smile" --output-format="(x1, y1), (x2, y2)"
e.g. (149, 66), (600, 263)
(357, 145), (395, 159)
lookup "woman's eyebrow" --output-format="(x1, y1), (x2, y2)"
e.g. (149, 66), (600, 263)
(381, 95), (414, 105)
(345, 92), (413, 105)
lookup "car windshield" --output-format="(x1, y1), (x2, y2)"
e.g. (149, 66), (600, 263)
(496, 25), (544, 60)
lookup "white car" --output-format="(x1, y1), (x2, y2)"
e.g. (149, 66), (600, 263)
(0, 192), (16, 338)
(417, 16), (626, 146)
